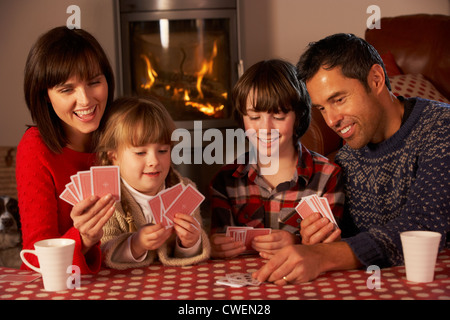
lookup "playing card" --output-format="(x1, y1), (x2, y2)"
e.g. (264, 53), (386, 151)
(215, 277), (245, 288)
(308, 195), (327, 216)
(230, 273), (261, 286)
(160, 183), (184, 210)
(163, 185), (204, 223)
(319, 197), (337, 225)
(295, 198), (318, 219)
(226, 226), (252, 243)
(77, 170), (92, 200)
(59, 187), (79, 206)
(225, 226), (272, 253)
(70, 174), (82, 200)
(91, 166), (121, 201)
(296, 195), (338, 227)
(148, 196), (162, 225)
(65, 182), (80, 203)
(0, 274), (41, 283)
(244, 228), (271, 251)
(216, 272), (261, 287)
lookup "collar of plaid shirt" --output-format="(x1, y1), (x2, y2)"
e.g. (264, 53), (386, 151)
(231, 142), (313, 193)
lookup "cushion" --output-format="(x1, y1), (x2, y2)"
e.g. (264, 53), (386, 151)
(389, 73), (450, 103)
(380, 52), (403, 77)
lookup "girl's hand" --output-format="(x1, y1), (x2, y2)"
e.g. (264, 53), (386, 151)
(173, 213), (201, 248)
(71, 194), (116, 254)
(251, 229), (299, 255)
(210, 233), (246, 259)
(300, 213), (341, 245)
(130, 224), (173, 259)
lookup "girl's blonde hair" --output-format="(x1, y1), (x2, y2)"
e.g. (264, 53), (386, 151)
(96, 96), (176, 167)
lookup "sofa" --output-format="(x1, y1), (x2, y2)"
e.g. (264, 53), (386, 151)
(301, 14), (450, 160)
(365, 14), (450, 101)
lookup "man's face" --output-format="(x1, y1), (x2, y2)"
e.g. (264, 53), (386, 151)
(306, 66), (386, 149)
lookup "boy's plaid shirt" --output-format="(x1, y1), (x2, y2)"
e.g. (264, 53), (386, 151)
(209, 143), (344, 235)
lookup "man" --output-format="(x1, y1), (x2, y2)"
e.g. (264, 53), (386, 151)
(253, 33), (450, 285)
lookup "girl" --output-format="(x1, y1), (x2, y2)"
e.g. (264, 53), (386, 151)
(97, 97), (210, 269)
(209, 59), (344, 258)
(17, 26), (115, 274)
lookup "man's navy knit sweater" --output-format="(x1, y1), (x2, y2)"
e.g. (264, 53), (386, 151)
(336, 97), (450, 267)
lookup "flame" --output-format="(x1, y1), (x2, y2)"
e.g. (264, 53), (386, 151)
(196, 62), (209, 100)
(185, 101), (224, 116)
(196, 40), (218, 99)
(140, 54), (158, 90)
(140, 40), (226, 117)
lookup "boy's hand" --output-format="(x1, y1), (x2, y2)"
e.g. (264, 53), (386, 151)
(210, 233), (246, 259)
(251, 229), (299, 254)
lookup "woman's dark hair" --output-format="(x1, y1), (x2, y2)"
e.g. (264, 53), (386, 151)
(232, 59), (311, 143)
(24, 26), (115, 153)
(296, 33), (390, 91)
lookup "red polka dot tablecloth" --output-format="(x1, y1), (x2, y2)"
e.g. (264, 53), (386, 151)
(1, 249), (449, 300)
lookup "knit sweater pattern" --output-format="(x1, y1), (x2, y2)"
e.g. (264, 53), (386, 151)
(336, 98), (450, 268)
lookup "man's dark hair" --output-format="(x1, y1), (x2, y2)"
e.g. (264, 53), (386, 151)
(296, 33), (391, 91)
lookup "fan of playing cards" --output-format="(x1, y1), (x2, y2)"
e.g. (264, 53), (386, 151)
(60, 166), (121, 206)
(147, 183), (205, 228)
(226, 226), (271, 254)
(295, 194), (338, 226)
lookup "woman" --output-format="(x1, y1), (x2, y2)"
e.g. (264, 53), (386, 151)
(209, 59), (344, 258)
(17, 26), (115, 274)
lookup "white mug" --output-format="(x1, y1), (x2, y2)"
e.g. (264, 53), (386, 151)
(20, 238), (75, 291)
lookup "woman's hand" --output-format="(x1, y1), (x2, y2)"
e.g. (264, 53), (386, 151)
(71, 194), (116, 253)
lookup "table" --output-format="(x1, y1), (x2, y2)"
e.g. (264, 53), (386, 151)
(1, 249), (449, 301)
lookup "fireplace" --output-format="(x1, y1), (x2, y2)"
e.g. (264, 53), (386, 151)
(116, 0), (242, 129)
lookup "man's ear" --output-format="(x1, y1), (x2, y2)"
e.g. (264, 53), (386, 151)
(368, 64), (386, 94)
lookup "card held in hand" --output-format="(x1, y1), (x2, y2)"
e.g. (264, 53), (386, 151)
(295, 194), (338, 226)
(60, 166), (121, 206)
(91, 166), (121, 201)
(163, 184), (205, 223)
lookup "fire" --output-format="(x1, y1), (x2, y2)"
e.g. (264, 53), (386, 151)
(140, 54), (158, 90)
(196, 40), (218, 100)
(185, 101), (224, 116)
(196, 62), (209, 100)
(140, 40), (226, 117)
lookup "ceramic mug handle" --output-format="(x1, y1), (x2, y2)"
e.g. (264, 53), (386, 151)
(20, 249), (41, 273)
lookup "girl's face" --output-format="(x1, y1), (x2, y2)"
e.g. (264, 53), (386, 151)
(47, 74), (108, 147)
(110, 143), (171, 196)
(242, 93), (296, 158)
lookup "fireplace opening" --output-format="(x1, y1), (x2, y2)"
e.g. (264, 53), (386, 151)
(131, 18), (231, 121)
(117, 0), (241, 128)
